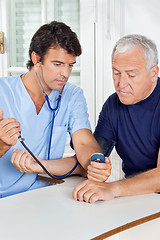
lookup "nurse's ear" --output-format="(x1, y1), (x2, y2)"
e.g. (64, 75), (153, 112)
(31, 51), (41, 67)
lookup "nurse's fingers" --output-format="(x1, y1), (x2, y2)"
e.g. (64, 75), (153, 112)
(11, 149), (23, 165)
(12, 149), (43, 173)
(18, 151), (31, 172)
(11, 149), (26, 171)
(0, 119), (21, 146)
(25, 155), (41, 173)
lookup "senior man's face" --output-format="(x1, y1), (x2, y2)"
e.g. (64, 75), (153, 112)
(112, 45), (158, 105)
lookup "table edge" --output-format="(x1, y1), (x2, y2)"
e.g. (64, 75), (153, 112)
(91, 211), (160, 239)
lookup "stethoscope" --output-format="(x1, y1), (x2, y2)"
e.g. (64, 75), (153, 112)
(18, 63), (78, 180)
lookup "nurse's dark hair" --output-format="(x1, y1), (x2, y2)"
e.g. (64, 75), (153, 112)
(26, 21), (82, 70)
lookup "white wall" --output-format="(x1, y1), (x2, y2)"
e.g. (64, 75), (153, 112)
(123, 0), (160, 67)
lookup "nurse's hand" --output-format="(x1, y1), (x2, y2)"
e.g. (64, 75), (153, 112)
(87, 157), (112, 182)
(11, 149), (46, 173)
(0, 108), (21, 157)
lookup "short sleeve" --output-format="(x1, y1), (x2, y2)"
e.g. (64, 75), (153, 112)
(94, 95), (117, 142)
(68, 87), (91, 135)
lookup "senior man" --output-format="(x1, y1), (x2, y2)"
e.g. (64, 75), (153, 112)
(73, 34), (160, 203)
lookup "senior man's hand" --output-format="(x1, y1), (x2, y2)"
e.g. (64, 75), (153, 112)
(87, 157), (112, 182)
(72, 179), (117, 204)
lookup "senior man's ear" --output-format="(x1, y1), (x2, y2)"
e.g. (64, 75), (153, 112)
(151, 65), (159, 82)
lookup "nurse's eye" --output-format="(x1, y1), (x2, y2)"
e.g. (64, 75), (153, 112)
(54, 63), (61, 66)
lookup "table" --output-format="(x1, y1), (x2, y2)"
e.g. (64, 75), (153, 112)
(0, 176), (160, 240)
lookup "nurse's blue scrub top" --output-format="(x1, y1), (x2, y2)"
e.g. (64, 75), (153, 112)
(0, 75), (91, 197)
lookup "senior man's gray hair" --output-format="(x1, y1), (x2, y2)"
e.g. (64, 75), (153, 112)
(112, 34), (158, 71)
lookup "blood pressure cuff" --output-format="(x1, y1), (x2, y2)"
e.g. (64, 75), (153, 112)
(70, 134), (116, 158)
(93, 135), (116, 157)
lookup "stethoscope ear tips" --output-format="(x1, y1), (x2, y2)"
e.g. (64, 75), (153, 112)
(35, 60), (40, 66)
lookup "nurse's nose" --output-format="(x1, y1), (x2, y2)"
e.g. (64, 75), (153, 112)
(60, 65), (71, 79)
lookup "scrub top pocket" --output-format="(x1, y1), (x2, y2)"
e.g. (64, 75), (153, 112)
(49, 125), (68, 159)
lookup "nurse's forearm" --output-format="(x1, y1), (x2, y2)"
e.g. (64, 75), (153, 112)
(0, 141), (11, 157)
(45, 156), (87, 177)
(76, 142), (102, 170)
(72, 129), (103, 170)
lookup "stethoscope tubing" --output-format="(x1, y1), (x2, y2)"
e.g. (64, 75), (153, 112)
(18, 135), (78, 179)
